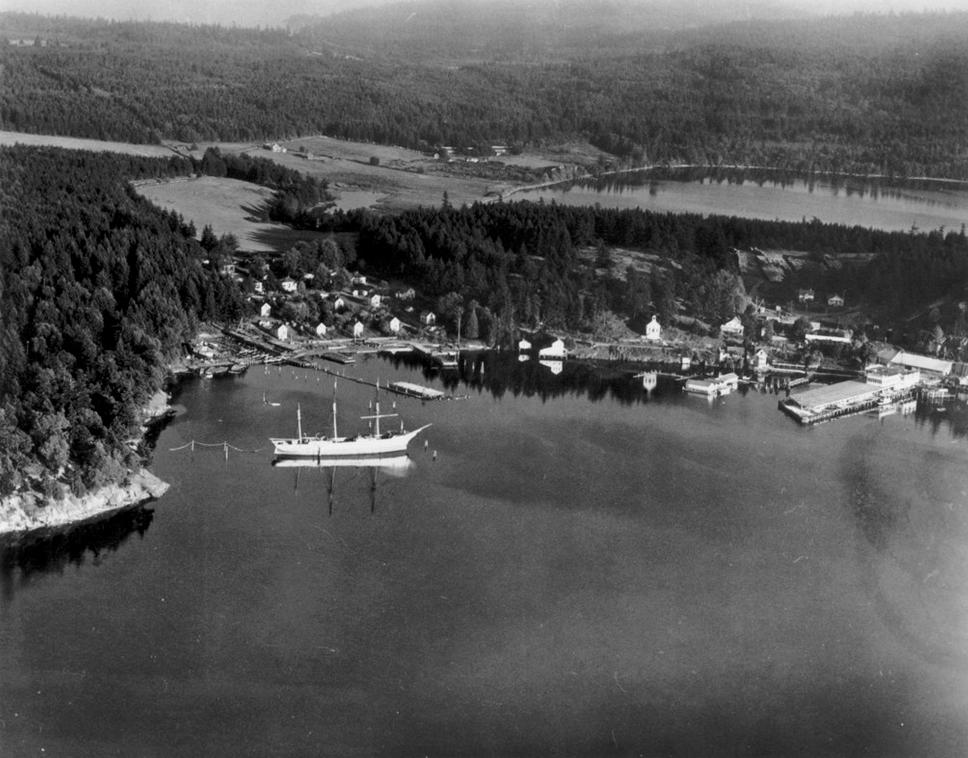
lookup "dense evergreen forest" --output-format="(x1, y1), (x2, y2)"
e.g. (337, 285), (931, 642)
(320, 201), (968, 339)
(0, 146), (243, 499)
(2, 8), (968, 177)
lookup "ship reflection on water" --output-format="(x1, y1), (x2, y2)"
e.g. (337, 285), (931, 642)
(272, 454), (415, 514)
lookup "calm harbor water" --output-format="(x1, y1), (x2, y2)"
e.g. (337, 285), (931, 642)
(519, 169), (968, 232)
(2, 356), (968, 756)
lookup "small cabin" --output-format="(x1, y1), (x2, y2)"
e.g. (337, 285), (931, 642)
(827, 294), (845, 308)
(259, 302), (272, 318)
(275, 324), (289, 341)
(253, 280), (265, 295)
(720, 316), (744, 337)
(421, 311), (437, 326)
(798, 288), (815, 303)
(369, 293), (382, 308)
(518, 339), (532, 352)
(538, 338), (566, 360)
(388, 317), (401, 334)
(332, 296), (346, 312)
(352, 321), (364, 339)
(753, 348), (769, 371)
(644, 315), (661, 341)
(315, 322), (328, 337)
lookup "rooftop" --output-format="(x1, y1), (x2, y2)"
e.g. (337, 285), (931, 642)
(788, 380), (878, 410)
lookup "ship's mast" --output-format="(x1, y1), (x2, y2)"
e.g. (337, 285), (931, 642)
(332, 379), (338, 439)
(360, 378), (397, 436)
(296, 403), (303, 442)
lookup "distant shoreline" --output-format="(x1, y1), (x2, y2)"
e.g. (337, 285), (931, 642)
(501, 163), (968, 200)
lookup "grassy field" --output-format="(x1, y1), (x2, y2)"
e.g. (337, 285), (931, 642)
(4, 129), (600, 249)
(135, 176), (329, 253)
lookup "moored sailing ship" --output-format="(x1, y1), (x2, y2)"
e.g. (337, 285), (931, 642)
(270, 381), (430, 458)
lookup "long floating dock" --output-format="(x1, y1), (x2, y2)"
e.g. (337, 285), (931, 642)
(389, 381), (445, 400)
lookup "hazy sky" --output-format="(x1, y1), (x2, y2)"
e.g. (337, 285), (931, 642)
(5, 0), (968, 28)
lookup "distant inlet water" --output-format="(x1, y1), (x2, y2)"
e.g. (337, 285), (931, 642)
(518, 167), (968, 232)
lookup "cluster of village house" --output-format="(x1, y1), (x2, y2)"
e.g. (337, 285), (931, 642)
(249, 271), (440, 345)
(797, 288), (844, 308)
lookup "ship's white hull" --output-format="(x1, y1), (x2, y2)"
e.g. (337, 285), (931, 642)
(270, 424), (430, 458)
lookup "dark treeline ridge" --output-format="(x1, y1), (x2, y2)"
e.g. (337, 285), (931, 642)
(2, 10), (968, 177)
(0, 145), (244, 499)
(326, 200), (968, 336)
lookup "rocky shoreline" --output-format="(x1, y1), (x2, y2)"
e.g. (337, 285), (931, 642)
(0, 468), (170, 541)
(0, 389), (175, 542)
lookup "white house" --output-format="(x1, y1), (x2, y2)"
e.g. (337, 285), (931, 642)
(332, 295), (346, 312)
(315, 322), (328, 337)
(421, 311), (436, 326)
(518, 339), (532, 352)
(827, 294), (845, 307)
(388, 317), (401, 334)
(720, 316), (744, 337)
(369, 293), (382, 308)
(260, 302), (272, 318)
(644, 315), (661, 341)
(275, 324), (289, 341)
(253, 280), (265, 295)
(281, 277), (297, 293)
(538, 338), (566, 359)
(684, 372), (739, 396)
(865, 364), (920, 390)
(352, 321), (364, 339)
(798, 288), (815, 303)
(753, 348), (770, 371)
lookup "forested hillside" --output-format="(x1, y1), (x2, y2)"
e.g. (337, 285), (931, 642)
(2, 8), (967, 177)
(0, 146), (243, 499)
(322, 201), (968, 338)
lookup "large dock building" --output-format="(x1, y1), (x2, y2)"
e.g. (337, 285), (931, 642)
(779, 366), (920, 425)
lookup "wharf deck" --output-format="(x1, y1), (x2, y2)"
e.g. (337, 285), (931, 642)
(389, 381), (445, 400)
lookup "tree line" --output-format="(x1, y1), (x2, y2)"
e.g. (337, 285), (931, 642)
(0, 145), (244, 499)
(2, 11), (968, 177)
(315, 199), (968, 341)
